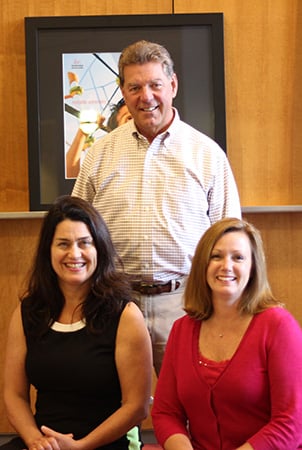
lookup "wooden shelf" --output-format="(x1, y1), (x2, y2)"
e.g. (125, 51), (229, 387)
(242, 205), (302, 213)
(0, 206), (301, 219)
(0, 211), (46, 219)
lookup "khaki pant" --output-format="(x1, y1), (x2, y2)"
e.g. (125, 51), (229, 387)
(134, 278), (187, 376)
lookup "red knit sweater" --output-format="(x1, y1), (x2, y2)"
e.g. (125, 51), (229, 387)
(152, 308), (302, 449)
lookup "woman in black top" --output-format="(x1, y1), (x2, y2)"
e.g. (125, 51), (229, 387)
(2, 195), (152, 450)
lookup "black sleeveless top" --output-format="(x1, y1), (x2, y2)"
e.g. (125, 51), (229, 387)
(21, 303), (142, 450)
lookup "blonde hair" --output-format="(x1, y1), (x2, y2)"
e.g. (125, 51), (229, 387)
(184, 217), (283, 319)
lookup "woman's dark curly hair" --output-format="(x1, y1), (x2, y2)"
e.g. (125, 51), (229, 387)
(107, 98), (126, 132)
(21, 195), (133, 338)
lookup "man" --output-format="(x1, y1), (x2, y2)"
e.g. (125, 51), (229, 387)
(72, 40), (241, 375)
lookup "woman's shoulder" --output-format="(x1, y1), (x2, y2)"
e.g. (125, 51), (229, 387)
(117, 302), (151, 349)
(10, 303), (22, 323)
(257, 306), (294, 320)
(7, 303), (24, 340)
(255, 306), (302, 333)
(171, 314), (199, 335)
(119, 301), (145, 326)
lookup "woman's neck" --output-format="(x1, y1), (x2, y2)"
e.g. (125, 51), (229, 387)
(58, 284), (89, 324)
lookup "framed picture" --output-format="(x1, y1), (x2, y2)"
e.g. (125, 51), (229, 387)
(25, 13), (226, 211)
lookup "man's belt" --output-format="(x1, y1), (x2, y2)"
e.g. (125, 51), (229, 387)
(131, 280), (181, 295)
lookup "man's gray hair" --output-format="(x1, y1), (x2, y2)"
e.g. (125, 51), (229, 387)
(118, 40), (175, 86)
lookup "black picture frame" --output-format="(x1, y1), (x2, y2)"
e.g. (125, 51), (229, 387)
(25, 13), (226, 211)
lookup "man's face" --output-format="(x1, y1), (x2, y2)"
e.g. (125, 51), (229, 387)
(121, 61), (178, 142)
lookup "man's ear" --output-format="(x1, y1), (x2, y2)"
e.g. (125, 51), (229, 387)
(171, 73), (178, 98)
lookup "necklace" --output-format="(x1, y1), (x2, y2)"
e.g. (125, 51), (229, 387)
(203, 314), (253, 340)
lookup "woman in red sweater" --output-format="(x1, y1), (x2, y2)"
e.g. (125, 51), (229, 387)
(152, 217), (302, 450)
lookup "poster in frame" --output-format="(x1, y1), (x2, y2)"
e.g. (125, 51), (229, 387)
(25, 13), (226, 211)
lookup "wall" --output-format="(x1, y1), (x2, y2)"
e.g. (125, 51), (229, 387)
(0, 0), (301, 432)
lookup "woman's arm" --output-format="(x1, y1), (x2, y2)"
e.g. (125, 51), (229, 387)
(66, 115), (106, 179)
(65, 129), (88, 178)
(248, 310), (302, 449)
(4, 305), (60, 450)
(152, 321), (190, 448)
(42, 301), (153, 450)
(163, 433), (194, 450)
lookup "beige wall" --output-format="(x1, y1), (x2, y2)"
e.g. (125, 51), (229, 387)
(177, 0), (302, 206)
(0, 0), (301, 432)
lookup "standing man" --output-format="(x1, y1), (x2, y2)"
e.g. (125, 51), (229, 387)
(72, 40), (241, 375)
